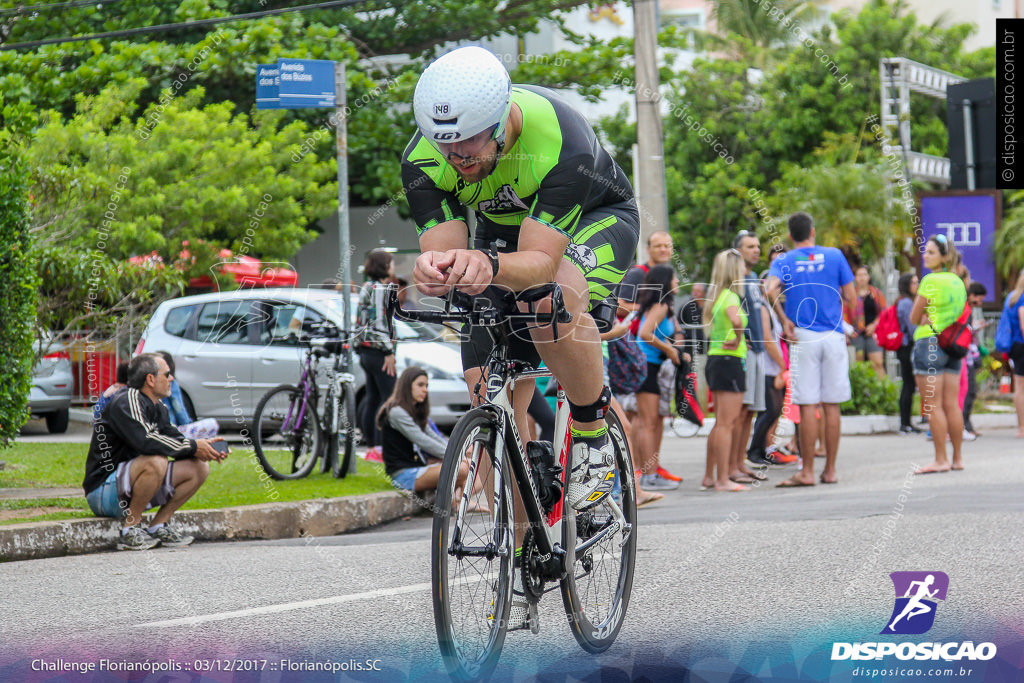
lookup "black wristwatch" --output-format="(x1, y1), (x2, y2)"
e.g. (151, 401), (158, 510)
(485, 245), (500, 278)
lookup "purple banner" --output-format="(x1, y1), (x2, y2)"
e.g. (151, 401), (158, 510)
(920, 193), (999, 303)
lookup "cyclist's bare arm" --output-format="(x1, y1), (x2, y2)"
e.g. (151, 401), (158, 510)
(503, 218), (569, 290)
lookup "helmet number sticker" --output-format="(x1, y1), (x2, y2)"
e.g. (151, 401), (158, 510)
(433, 103), (451, 116)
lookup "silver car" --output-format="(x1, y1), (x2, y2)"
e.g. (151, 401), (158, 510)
(135, 288), (471, 428)
(29, 343), (73, 433)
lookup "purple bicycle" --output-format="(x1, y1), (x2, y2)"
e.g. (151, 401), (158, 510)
(252, 328), (357, 480)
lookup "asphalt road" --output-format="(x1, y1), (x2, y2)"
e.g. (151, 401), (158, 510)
(2, 428), (1022, 682)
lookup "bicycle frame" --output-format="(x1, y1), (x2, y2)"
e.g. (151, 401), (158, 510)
(453, 337), (632, 582)
(282, 351), (318, 436)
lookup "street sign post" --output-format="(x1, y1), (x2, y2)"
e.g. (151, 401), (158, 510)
(256, 58), (354, 472)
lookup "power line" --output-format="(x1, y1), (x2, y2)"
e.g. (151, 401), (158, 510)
(0, 0), (130, 17)
(0, 0), (368, 51)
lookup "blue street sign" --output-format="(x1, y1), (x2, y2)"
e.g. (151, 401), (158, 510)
(277, 58), (336, 108)
(255, 63), (280, 109)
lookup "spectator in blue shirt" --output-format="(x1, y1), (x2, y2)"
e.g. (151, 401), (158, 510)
(765, 212), (855, 487)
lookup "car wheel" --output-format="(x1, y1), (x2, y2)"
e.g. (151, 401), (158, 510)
(46, 408), (70, 434)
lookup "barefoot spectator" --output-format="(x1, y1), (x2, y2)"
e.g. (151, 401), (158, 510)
(83, 353), (227, 550)
(765, 212), (855, 488)
(844, 265), (887, 378)
(730, 231), (769, 484)
(910, 235), (967, 473)
(702, 250), (749, 492)
(896, 273), (922, 434)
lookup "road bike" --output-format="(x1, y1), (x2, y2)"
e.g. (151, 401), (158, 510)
(252, 323), (357, 480)
(379, 283), (637, 680)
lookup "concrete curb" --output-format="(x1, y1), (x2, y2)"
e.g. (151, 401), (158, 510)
(0, 491), (426, 563)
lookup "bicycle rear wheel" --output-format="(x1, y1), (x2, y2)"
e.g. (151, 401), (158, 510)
(253, 384), (321, 480)
(330, 384), (357, 478)
(560, 408), (637, 652)
(433, 409), (513, 681)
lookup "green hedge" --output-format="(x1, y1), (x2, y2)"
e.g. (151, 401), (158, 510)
(841, 361), (899, 416)
(0, 139), (39, 448)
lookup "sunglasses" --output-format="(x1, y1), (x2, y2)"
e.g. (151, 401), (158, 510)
(436, 125), (498, 163)
(732, 229), (758, 249)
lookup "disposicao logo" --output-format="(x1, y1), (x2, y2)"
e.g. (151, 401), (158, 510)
(882, 571), (948, 635)
(831, 571), (997, 662)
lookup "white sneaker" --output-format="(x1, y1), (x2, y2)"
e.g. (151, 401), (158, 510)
(566, 439), (616, 510)
(962, 429), (977, 441)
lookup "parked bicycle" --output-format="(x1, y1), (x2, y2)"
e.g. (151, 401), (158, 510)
(252, 323), (357, 480)
(379, 283), (637, 680)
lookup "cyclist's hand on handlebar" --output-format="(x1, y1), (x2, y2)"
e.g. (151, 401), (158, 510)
(414, 251), (455, 296)
(441, 249), (492, 296)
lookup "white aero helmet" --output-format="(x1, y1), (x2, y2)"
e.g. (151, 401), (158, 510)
(413, 46), (512, 151)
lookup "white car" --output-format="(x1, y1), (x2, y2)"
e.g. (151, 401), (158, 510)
(135, 288), (470, 428)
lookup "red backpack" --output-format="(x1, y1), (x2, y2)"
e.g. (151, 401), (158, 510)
(874, 305), (903, 351)
(627, 264), (650, 337)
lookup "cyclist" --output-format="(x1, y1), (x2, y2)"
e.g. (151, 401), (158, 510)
(403, 46), (639, 627)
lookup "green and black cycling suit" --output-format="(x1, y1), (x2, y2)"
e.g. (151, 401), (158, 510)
(401, 85), (639, 369)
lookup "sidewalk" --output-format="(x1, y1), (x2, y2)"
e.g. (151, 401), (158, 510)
(6, 412), (1016, 563)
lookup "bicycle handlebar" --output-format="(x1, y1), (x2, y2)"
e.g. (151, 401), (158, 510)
(377, 283), (573, 339)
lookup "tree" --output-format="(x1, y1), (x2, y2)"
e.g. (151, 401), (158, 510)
(762, 134), (913, 266)
(25, 79), (337, 341)
(600, 0), (994, 278)
(0, 112), (39, 447)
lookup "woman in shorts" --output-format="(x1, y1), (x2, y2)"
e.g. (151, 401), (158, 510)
(379, 366), (469, 498)
(702, 250), (749, 492)
(910, 235), (967, 474)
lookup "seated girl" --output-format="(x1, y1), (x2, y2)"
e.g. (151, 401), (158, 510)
(378, 366), (468, 498)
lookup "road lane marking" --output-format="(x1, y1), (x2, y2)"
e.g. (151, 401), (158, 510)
(138, 582), (433, 628)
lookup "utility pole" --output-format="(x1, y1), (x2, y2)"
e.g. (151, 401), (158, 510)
(633, 0), (669, 264)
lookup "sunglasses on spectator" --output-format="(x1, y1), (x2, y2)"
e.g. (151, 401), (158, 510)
(732, 230), (758, 248)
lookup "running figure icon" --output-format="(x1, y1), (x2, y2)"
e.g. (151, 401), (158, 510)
(888, 575), (938, 631)
(881, 571), (949, 635)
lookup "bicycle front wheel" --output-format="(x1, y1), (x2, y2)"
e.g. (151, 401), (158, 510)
(560, 408), (637, 652)
(253, 384), (320, 480)
(433, 409), (513, 681)
(330, 384), (357, 479)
